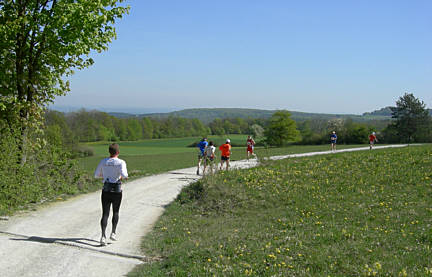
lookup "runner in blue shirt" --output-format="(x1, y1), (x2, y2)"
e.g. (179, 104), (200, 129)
(330, 131), (337, 152)
(196, 137), (208, 175)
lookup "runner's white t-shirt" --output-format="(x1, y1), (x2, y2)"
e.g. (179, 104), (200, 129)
(204, 145), (216, 157)
(94, 157), (128, 183)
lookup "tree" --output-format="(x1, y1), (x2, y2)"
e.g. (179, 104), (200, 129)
(209, 118), (226, 135)
(264, 111), (300, 146)
(344, 123), (370, 144)
(141, 117), (153, 139)
(126, 118), (142, 141)
(390, 93), (431, 143)
(113, 117), (128, 141)
(0, 0), (129, 162)
(250, 124), (264, 139)
(44, 110), (75, 146)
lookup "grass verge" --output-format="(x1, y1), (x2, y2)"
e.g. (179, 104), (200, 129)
(130, 145), (432, 276)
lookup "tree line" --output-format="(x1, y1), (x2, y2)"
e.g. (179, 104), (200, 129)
(44, 109), (267, 145)
(44, 93), (432, 153)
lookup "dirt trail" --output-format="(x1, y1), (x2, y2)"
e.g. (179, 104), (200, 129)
(0, 145), (405, 276)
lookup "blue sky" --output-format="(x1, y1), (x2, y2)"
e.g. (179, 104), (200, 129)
(53, 0), (432, 114)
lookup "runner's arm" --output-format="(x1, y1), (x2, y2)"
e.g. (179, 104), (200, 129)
(120, 161), (128, 180)
(94, 160), (103, 178)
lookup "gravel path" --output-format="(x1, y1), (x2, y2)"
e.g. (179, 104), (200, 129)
(0, 145), (406, 276)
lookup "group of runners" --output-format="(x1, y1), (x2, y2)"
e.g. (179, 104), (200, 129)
(93, 132), (382, 246)
(330, 131), (378, 151)
(93, 136), (257, 246)
(196, 135), (257, 176)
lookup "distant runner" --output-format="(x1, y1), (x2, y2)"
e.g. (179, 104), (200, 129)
(369, 132), (378, 150)
(246, 135), (257, 161)
(196, 137), (208, 175)
(203, 141), (216, 176)
(219, 139), (232, 171)
(94, 143), (128, 246)
(330, 131), (337, 152)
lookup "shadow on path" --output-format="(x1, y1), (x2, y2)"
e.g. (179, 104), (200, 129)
(0, 230), (102, 248)
(10, 235), (101, 247)
(0, 230), (147, 262)
(169, 171), (196, 176)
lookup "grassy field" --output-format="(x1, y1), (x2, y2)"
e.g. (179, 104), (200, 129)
(129, 145), (432, 276)
(79, 135), (365, 176)
(80, 135), (366, 177)
(85, 135), (248, 156)
(81, 135), (247, 177)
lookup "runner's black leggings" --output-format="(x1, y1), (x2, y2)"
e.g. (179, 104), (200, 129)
(100, 191), (122, 237)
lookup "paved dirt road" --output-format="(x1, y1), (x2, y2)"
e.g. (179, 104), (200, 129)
(0, 145), (406, 276)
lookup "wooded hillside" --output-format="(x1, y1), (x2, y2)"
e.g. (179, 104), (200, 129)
(111, 108), (392, 124)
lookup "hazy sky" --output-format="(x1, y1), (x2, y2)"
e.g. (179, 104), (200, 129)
(53, 0), (432, 114)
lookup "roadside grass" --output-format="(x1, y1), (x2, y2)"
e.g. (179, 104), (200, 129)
(130, 145), (432, 276)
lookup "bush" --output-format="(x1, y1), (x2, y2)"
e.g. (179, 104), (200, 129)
(71, 145), (94, 158)
(298, 133), (328, 145)
(0, 125), (86, 215)
(176, 180), (205, 204)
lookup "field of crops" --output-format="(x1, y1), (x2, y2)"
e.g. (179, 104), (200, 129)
(130, 145), (432, 276)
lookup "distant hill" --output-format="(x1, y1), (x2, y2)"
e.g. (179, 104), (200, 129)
(108, 112), (141, 118)
(141, 108), (274, 123)
(363, 106), (432, 117)
(105, 107), (432, 125)
(133, 108), (391, 124)
(363, 106), (393, 117)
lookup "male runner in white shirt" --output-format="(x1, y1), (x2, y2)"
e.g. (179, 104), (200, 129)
(94, 143), (128, 246)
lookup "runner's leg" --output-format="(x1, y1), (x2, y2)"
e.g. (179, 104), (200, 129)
(100, 191), (112, 238)
(111, 192), (123, 235)
(197, 155), (201, 174)
(204, 157), (208, 176)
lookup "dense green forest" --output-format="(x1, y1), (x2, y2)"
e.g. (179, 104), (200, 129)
(44, 109), (264, 143)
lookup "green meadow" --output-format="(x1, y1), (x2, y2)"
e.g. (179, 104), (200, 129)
(130, 145), (432, 276)
(81, 136), (365, 178)
(81, 135), (247, 177)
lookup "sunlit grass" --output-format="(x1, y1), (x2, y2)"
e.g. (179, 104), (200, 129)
(130, 145), (432, 276)
(81, 136), (368, 177)
(86, 134), (248, 156)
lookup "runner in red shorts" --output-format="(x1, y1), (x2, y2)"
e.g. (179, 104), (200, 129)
(369, 132), (378, 150)
(246, 135), (257, 161)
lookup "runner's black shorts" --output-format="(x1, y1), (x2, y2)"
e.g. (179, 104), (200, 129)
(221, 155), (230, 161)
